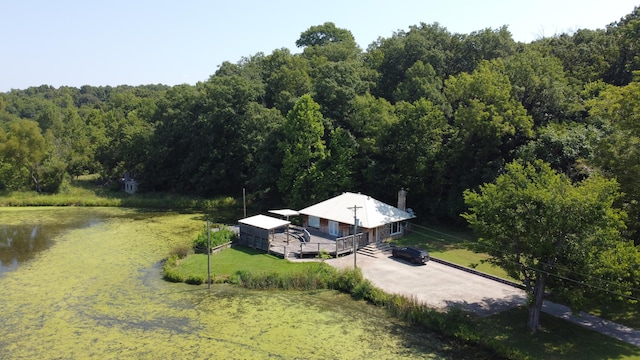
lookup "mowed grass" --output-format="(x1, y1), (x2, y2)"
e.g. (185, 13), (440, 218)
(392, 224), (515, 281)
(479, 307), (640, 360)
(174, 246), (323, 281)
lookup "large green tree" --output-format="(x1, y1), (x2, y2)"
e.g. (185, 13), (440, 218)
(278, 94), (327, 208)
(463, 160), (634, 332)
(0, 119), (47, 191)
(588, 80), (640, 242)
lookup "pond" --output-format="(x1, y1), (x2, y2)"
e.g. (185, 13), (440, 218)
(0, 207), (488, 359)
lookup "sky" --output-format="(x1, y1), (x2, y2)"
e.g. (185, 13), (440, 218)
(2, 0), (638, 92)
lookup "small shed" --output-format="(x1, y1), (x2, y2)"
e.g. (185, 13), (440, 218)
(237, 215), (290, 251)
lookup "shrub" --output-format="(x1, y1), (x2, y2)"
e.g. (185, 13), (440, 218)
(163, 268), (184, 283)
(185, 275), (205, 285)
(193, 225), (237, 253)
(329, 268), (364, 292)
(171, 244), (191, 259)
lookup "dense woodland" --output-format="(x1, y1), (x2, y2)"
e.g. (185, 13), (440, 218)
(2, 9), (640, 244)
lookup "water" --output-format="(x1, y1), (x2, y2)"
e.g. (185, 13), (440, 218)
(0, 207), (486, 359)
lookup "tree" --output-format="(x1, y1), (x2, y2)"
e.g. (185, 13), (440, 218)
(504, 49), (575, 126)
(440, 60), (533, 219)
(375, 99), (449, 215)
(262, 48), (312, 115)
(278, 94), (327, 208)
(0, 119), (46, 191)
(463, 160), (631, 332)
(587, 80), (640, 243)
(296, 22), (360, 62)
(451, 26), (516, 75)
(393, 60), (451, 116)
(345, 94), (397, 194)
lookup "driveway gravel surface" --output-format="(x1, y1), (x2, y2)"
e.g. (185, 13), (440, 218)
(326, 252), (526, 316)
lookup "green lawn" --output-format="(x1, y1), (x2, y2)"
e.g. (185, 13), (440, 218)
(174, 246), (324, 281)
(478, 307), (640, 359)
(392, 224), (515, 281)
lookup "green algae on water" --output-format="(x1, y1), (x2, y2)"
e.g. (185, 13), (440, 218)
(0, 207), (478, 359)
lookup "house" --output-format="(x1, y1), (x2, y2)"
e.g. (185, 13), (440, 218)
(297, 191), (415, 243)
(123, 171), (138, 194)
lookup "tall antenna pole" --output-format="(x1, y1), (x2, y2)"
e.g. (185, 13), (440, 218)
(347, 204), (362, 269)
(243, 188), (247, 218)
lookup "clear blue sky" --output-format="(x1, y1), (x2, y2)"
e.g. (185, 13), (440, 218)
(2, 0), (638, 92)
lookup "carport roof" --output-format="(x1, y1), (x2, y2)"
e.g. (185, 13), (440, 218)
(238, 214), (290, 230)
(268, 209), (299, 217)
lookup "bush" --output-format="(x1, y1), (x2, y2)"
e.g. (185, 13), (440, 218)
(185, 275), (205, 285)
(162, 254), (183, 282)
(163, 268), (184, 283)
(329, 268), (364, 293)
(193, 225), (236, 253)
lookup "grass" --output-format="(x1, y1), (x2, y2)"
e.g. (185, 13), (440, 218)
(392, 224), (515, 281)
(170, 245), (640, 359)
(171, 245), (324, 282)
(0, 175), (243, 221)
(395, 223), (640, 331)
(585, 301), (640, 330)
(479, 307), (640, 359)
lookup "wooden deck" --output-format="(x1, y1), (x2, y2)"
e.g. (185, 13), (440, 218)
(267, 226), (365, 259)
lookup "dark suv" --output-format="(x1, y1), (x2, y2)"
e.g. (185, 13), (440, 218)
(391, 246), (429, 264)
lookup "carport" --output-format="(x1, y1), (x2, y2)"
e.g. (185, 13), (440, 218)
(237, 214), (290, 251)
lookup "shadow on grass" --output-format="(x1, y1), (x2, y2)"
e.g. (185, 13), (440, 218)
(443, 295), (528, 318)
(478, 307), (640, 359)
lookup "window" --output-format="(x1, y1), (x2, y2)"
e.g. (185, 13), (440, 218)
(308, 216), (320, 229)
(328, 221), (338, 236)
(391, 221), (402, 235)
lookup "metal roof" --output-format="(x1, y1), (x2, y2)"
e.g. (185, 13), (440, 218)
(298, 192), (415, 229)
(268, 209), (300, 217)
(238, 214), (290, 230)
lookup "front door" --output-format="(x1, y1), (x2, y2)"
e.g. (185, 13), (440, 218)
(328, 220), (339, 236)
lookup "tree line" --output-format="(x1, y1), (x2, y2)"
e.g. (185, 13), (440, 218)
(1, 10), (640, 243)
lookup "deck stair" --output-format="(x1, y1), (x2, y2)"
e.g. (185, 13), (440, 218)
(357, 242), (393, 257)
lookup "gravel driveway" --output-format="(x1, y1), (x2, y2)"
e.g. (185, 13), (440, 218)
(325, 252), (527, 317)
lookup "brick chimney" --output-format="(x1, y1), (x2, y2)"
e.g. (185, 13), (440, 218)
(397, 188), (407, 211)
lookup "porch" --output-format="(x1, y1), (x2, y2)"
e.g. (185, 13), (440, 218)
(268, 225), (369, 259)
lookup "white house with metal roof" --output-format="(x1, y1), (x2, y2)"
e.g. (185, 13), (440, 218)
(297, 192), (415, 243)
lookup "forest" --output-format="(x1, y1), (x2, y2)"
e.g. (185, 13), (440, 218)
(1, 8), (640, 245)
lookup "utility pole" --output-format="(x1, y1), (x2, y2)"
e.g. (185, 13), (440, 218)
(207, 220), (211, 289)
(243, 188), (247, 218)
(347, 204), (362, 269)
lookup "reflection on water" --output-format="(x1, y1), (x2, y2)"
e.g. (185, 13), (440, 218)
(0, 209), (107, 276)
(0, 207), (490, 359)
